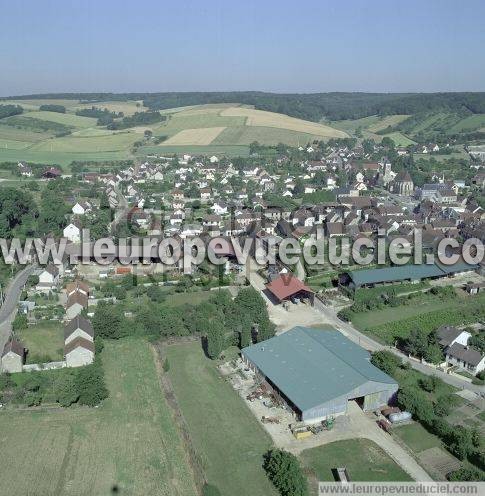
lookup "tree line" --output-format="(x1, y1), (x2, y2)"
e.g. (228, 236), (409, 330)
(7, 92), (485, 121)
(92, 286), (275, 359)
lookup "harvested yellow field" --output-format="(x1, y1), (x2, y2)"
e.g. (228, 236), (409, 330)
(163, 126), (226, 145)
(220, 106), (348, 138)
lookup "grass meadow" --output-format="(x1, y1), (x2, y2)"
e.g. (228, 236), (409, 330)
(165, 342), (277, 496)
(0, 339), (197, 496)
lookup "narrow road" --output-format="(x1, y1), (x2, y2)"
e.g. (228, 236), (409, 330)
(317, 304), (485, 395)
(0, 265), (36, 352)
(246, 258), (483, 395)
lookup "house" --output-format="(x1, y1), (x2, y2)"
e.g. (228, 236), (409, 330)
(42, 167), (62, 179)
(63, 221), (81, 243)
(65, 280), (90, 298)
(66, 291), (88, 320)
(200, 188), (212, 201)
(436, 326), (471, 348)
(64, 315), (94, 345)
(212, 201), (228, 215)
(265, 274), (314, 305)
(72, 201), (92, 215)
(445, 344), (485, 375)
(18, 162), (33, 177)
(1, 339), (25, 373)
(37, 264), (60, 291)
(65, 337), (95, 367)
(242, 326), (398, 423)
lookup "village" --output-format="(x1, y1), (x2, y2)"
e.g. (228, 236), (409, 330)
(0, 136), (484, 491)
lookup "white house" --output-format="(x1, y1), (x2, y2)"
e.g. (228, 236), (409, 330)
(1, 340), (24, 373)
(445, 344), (485, 375)
(63, 222), (81, 243)
(437, 326), (471, 348)
(72, 201), (92, 215)
(65, 338), (95, 367)
(209, 155), (219, 163)
(212, 201), (228, 215)
(37, 265), (60, 291)
(66, 292), (88, 320)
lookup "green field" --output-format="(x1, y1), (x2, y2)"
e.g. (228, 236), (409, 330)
(22, 111), (97, 128)
(28, 131), (138, 153)
(17, 321), (64, 363)
(0, 339), (196, 496)
(301, 439), (412, 482)
(212, 125), (324, 146)
(381, 131), (416, 147)
(165, 342), (277, 496)
(449, 114), (485, 133)
(350, 293), (451, 331)
(139, 144), (250, 157)
(0, 99), (350, 164)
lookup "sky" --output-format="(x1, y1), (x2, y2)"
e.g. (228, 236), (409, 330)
(1, 0), (484, 96)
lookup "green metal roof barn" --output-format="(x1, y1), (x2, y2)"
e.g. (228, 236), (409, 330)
(242, 326), (398, 422)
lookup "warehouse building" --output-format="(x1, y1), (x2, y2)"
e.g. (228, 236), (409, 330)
(242, 326), (398, 423)
(340, 261), (478, 289)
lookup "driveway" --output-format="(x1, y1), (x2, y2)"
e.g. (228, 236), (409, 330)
(0, 265), (36, 352)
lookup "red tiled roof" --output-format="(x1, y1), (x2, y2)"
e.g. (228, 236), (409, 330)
(265, 274), (313, 302)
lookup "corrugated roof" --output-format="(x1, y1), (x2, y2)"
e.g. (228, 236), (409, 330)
(348, 262), (478, 287)
(242, 326), (396, 412)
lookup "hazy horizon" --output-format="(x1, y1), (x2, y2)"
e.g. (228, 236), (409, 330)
(1, 0), (485, 97)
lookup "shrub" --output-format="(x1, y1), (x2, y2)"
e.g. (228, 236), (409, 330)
(370, 350), (401, 377)
(202, 483), (222, 496)
(263, 449), (308, 496)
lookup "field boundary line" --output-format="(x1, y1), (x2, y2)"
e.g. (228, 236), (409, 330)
(152, 341), (206, 496)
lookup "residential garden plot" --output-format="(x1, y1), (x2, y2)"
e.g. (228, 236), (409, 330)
(162, 126), (226, 145)
(17, 320), (64, 363)
(0, 339), (196, 496)
(165, 342), (277, 496)
(220, 106), (348, 138)
(301, 439), (412, 483)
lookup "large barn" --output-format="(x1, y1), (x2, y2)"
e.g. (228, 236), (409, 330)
(242, 326), (398, 423)
(340, 262), (478, 290)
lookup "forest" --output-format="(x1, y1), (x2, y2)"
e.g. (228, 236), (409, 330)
(5, 92), (485, 121)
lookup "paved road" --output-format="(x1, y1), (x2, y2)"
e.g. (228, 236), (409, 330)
(316, 304), (485, 395)
(110, 186), (129, 232)
(0, 265), (36, 352)
(246, 258), (484, 395)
